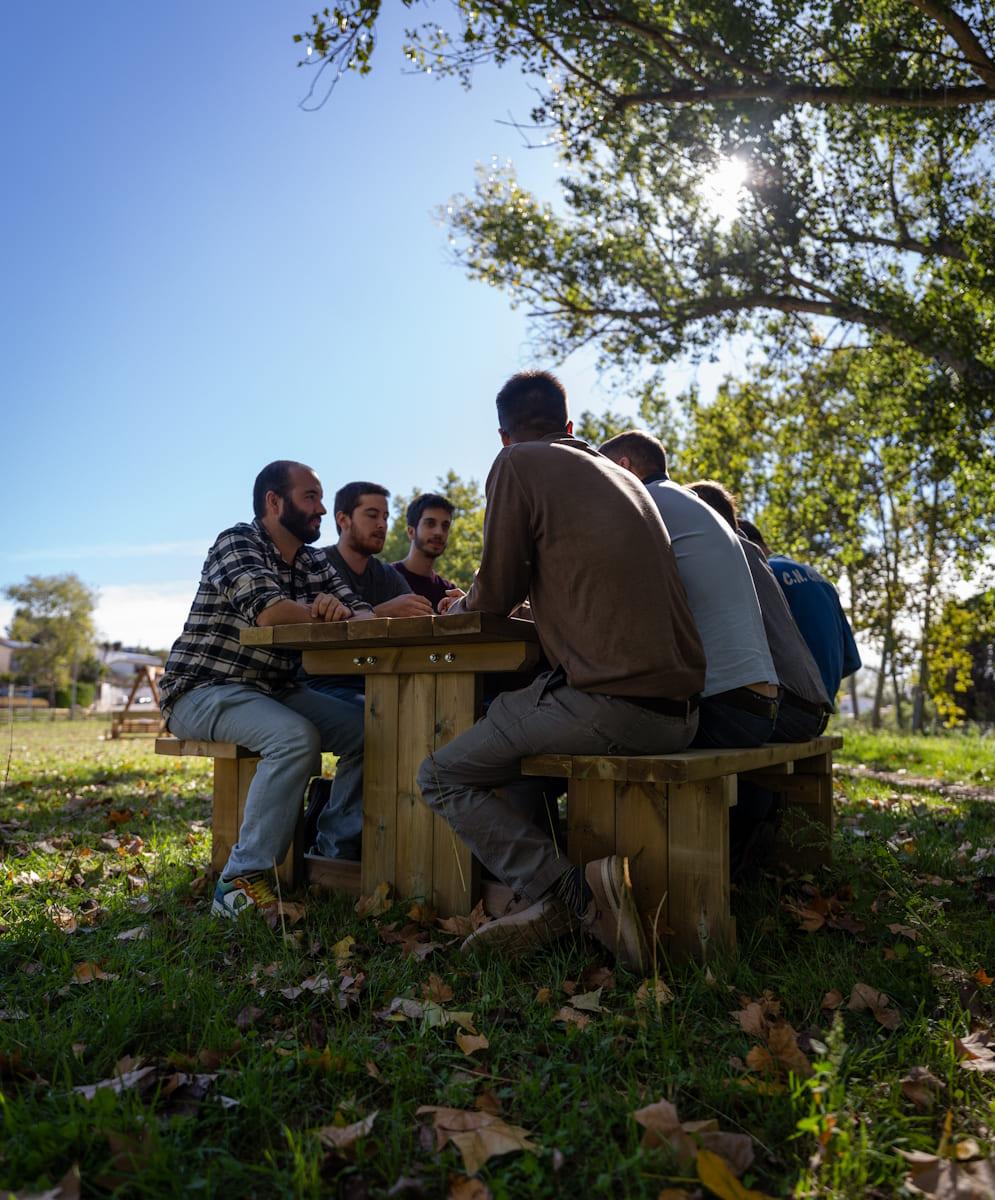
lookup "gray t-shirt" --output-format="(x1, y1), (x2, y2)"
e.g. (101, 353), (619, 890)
(644, 479), (776, 698)
(739, 537), (829, 708)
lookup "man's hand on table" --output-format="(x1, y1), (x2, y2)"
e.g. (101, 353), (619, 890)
(437, 589), (467, 614)
(310, 593), (353, 622)
(374, 594), (434, 618)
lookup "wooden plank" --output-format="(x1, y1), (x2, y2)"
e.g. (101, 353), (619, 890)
(362, 674), (399, 896)
(522, 736), (843, 784)
(250, 612), (539, 651)
(212, 758), (241, 876)
(394, 674), (438, 901)
(431, 613), (538, 642)
(430, 672), (480, 914)
(565, 779), (616, 868)
(273, 622), (349, 646)
(240, 626), (274, 645)
(303, 855), (362, 894)
(155, 737), (252, 759)
(667, 776), (735, 960)
(614, 781), (671, 951)
(303, 642), (540, 677)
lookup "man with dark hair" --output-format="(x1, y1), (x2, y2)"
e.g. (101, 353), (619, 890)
(390, 493), (463, 612)
(688, 481), (831, 742)
(600, 432), (779, 751)
(160, 461), (374, 916)
(416, 371), (705, 971)
(739, 520), (861, 709)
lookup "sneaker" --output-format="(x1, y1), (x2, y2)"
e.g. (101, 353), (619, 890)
(583, 855), (647, 974)
(460, 894), (576, 957)
(211, 872), (277, 919)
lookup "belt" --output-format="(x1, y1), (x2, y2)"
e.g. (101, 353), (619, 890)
(621, 694), (699, 719)
(706, 686), (779, 720)
(781, 689), (830, 718)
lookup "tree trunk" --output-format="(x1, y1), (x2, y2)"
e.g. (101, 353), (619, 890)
(891, 658), (905, 729)
(871, 639), (888, 729)
(849, 672), (861, 720)
(911, 477), (941, 734)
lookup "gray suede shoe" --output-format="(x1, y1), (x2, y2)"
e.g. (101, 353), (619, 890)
(583, 855), (647, 974)
(460, 894), (576, 957)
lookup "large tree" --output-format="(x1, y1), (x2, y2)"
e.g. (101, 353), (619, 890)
(4, 574), (98, 705)
(298, 2), (995, 423)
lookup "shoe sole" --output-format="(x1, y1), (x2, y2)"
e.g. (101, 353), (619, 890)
(587, 856), (647, 974)
(461, 903), (574, 957)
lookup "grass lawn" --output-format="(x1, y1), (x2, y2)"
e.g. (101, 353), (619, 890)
(2, 718), (995, 1198)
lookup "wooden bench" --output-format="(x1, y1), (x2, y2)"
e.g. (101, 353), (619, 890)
(153, 737), (357, 897)
(521, 735), (842, 961)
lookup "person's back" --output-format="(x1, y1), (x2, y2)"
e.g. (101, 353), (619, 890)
(645, 480), (775, 699)
(468, 434), (704, 699)
(767, 554), (862, 705)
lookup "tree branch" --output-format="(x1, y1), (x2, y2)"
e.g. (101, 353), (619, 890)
(910, 0), (995, 88)
(613, 81), (995, 109)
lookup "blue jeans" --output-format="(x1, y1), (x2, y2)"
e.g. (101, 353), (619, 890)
(167, 681), (364, 873)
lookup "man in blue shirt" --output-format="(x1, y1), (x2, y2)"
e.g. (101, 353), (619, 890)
(739, 519), (861, 707)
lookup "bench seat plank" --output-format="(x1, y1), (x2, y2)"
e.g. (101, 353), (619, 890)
(522, 734), (842, 784)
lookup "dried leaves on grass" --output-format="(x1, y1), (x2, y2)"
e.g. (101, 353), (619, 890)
(417, 1106), (539, 1175)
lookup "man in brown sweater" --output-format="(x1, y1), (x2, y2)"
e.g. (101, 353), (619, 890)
(416, 371), (705, 970)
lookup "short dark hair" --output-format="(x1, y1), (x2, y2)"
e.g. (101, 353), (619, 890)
(334, 481), (390, 531)
(598, 430), (668, 478)
(687, 480), (738, 531)
(253, 460), (310, 518)
(406, 493), (455, 528)
(495, 370), (569, 440)
(738, 518), (772, 557)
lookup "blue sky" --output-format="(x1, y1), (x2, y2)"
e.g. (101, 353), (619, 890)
(1, 3), (737, 648)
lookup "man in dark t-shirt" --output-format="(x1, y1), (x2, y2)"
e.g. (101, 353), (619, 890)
(390, 492), (465, 612)
(307, 481), (432, 707)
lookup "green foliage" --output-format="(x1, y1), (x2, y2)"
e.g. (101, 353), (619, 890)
(53, 682), (95, 709)
(380, 469), (484, 590)
(931, 589), (995, 726)
(3, 574), (98, 698)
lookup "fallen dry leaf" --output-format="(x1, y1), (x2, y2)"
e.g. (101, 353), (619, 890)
(821, 990), (844, 1010)
(407, 901), (435, 925)
(365, 1059), (381, 1079)
(331, 935), (355, 964)
(633, 1099), (754, 1176)
(316, 1110), (378, 1152)
(975, 969), (994, 988)
(581, 965), (616, 991)
(49, 906), (77, 933)
(115, 926), (148, 941)
(423, 973), (454, 1004)
(236, 1005), (265, 1032)
(474, 1089), (501, 1114)
(766, 1024), (813, 1079)
(73, 1062), (157, 1100)
(534, 986), (553, 1005)
(899, 1148), (995, 1198)
(71, 962), (118, 985)
(11, 1164), (81, 1200)
(279, 973), (332, 1001)
(847, 982), (901, 1030)
(554, 1006), (590, 1030)
(436, 900), (488, 937)
(456, 1031), (489, 1057)
(263, 900), (307, 930)
(697, 1148), (775, 1199)
(355, 881), (392, 919)
(569, 987), (604, 1013)
(636, 977), (675, 1008)
(888, 923), (919, 941)
(448, 1174), (492, 1200)
(954, 1029), (995, 1073)
(417, 1106), (538, 1175)
(900, 1067), (945, 1111)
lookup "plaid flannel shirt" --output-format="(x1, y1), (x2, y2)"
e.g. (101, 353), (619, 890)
(159, 520), (371, 715)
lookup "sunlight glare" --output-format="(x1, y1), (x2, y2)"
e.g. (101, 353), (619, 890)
(703, 156), (748, 225)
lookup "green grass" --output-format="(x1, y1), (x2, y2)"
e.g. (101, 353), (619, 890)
(834, 722), (994, 786)
(2, 719), (995, 1197)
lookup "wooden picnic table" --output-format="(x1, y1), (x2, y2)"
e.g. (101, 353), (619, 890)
(242, 612), (540, 912)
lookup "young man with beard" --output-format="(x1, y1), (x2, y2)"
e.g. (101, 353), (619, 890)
(159, 460), (374, 916)
(390, 493), (464, 612)
(416, 372), (705, 972)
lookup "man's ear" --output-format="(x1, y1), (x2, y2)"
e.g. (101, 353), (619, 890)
(265, 489), (283, 516)
(406, 525), (416, 540)
(499, 427), (511, 448)
(335, 511), (347, 535)
(566, 419), (573, 435)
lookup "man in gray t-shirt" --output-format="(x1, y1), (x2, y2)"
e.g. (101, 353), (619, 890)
(601, 432), (779, 749)
(688, 481), (831, 742)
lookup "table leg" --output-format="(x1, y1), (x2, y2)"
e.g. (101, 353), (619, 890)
(430, 672), (480, 913)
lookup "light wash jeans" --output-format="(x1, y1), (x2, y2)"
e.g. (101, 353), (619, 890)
(417, 669), (698, 903)
(167, 681), (364, 875)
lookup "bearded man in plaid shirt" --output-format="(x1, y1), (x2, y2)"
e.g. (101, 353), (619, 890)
(160, 460), (374, 917)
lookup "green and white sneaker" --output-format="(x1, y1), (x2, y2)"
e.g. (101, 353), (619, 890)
(211, 872), (277, 919)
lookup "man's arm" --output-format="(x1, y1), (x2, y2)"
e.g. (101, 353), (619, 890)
(452, 452), (532, 617)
